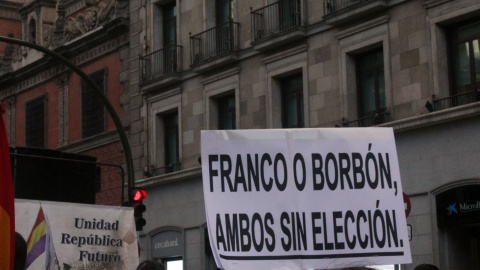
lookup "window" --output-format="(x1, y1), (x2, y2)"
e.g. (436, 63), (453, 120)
(279, 0), (301, 30)
(163, 112), (179, 173)
(281, 74), (304, 128)
(82, 70), (105, 138)
(153, 1), (177, 51)
(264, 46), (308, 128)
(355, 48), (386, 124)
(215, 0), (233, 54)
(163, 2), (176, 47)
(163, 2), (177, 74)
(28, 18), (36, 44)
(25, 96), (45, 147)
(217, 94), (236, 130)
(149, 89), (181, 177)
(449, 19), (480, 105)
(216, 0), (232, 25)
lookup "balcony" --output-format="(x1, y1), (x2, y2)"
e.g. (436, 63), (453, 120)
(139, 45), (182, 88)
(251, 0), (306, 51)
(323, 0), (387, 26)
(343, 111), (390, 127)
(190, 21), (239, 73)
(432, 90), (480, 111)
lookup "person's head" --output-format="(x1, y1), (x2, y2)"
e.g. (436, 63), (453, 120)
(414, 264), (440, 270)
(136, 260), (166, 270)
(14, 232), (27, 270)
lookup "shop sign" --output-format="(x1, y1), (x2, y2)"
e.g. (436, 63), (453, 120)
(151, 230), (183, 259)
(436, 185), (480, 227)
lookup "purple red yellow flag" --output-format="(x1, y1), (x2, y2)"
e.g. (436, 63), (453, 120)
(0, 102), (14, 270)
(25, 207), (47, 269)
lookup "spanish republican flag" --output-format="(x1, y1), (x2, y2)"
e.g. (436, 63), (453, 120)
(0, 102), (14, 270)
(25, 207), (47, 269)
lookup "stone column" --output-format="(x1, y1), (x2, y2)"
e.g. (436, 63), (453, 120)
(4, 96), (16, 146)
(56, 71), (70, 147)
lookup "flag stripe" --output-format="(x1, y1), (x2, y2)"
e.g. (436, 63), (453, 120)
(25, 234), (46, 268)
(0, 208), (12, 269)
(0, 102), (14, 270)
(26, 208), (45, 245)
(26, 220), (47, 253)
(25, 207), (47, 269)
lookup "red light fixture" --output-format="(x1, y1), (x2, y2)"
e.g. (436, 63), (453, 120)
(132, 189), (147, 201)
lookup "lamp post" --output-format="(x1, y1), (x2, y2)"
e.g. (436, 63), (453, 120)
(0, 36), (135, 199)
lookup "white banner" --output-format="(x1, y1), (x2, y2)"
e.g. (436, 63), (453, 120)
(201, 128), (411, 270)
(15, 199), (139, 270)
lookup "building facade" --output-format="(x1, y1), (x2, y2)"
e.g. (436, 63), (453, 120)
(129, 0), (480, 269)
(0, 0), (130, 206)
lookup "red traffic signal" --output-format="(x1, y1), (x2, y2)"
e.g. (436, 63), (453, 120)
(128, 188), (147, 231)
(130, 189), (147, 202)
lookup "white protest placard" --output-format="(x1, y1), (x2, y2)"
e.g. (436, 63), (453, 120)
(201, 128), (411, 270)
(15, 199), (139, 270)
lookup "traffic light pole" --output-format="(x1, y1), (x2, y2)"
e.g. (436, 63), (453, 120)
(0, 36), (135, 200)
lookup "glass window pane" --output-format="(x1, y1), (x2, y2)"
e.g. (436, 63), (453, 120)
(286, 93), (298, 127)
(453, 20), (480, 41)
(82, 71), (105, 138)
(455, 42), (472, 93)
(218, 94), (235, 130)
(216, 0), (231, 24)
(164, 113), (178, 169)
(163, 3), (176, 46)
(361, 72), (376, 113)
(281, 74), (303, 128)
(474, 39), (480, 83)
(378, 67), (386, 109)
(299, 91), (304, 126)
(357, 48), (385, 117)
(25, 97), (45, 147)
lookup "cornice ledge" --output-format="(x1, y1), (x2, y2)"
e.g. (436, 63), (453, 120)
(146, 87), (182, 103)
(423, 0), (451, 9)
(379, 102), (480, 133)
(261, 44), (308, 64)
(59, 129), (123, 153)
(135, 166), (202, 188)
(334, 15), (390, 40)
(200, 67), (240, 85)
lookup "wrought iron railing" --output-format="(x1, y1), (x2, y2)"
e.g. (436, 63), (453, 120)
(323, 0), (370, 16)
(190, 21), (239, 65)
(140, 45), (182, 84)
(432, 90), (480, 111)
(343, 111), (389, 127)
(150, 163), (181, 177)
(251, 0), (302, 43)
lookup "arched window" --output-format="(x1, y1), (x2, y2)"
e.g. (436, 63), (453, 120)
(28, 18), (36, 44)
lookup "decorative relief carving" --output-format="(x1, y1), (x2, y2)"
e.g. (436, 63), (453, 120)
(43, 24), (54, 48)
(8, 0), (120, 63)
(64, 0), (117, 42)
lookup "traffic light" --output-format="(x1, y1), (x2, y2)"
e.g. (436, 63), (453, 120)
(129, 188), (147, 231)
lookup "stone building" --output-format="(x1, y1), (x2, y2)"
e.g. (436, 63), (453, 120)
(129, 0), (480, 269)
(0, 0), (130, 206)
